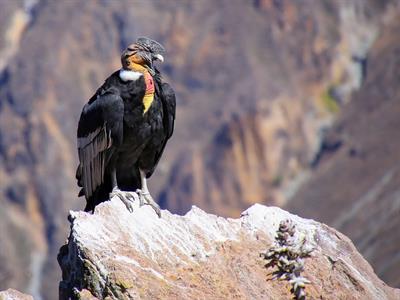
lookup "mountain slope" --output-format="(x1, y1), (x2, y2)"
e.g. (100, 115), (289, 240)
(0, 0), (398, 298)
(286, 12), (400, 287)
(159, 0), (394, 215)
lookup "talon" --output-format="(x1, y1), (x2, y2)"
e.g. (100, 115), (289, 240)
(137, 189), (161, 218)
(109, 187), (120, 199)
(110, 188), (138, 213)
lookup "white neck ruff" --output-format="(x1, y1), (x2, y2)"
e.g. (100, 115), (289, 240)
(119, 69), (142, 82)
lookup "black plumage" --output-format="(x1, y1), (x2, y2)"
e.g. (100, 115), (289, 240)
(75, 38), (175, 214)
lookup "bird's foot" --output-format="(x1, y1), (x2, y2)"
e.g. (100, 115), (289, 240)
(136, 189), (161, 218)
(109, 187), (139, 213)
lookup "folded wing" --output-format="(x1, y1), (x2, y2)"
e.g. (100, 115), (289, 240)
(161, 82), (176, 140)
(76, 88), (124, 199)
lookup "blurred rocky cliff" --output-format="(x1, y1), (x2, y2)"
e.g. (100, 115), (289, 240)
(0, 0), (399, 299)
(286, 12), (400, 287)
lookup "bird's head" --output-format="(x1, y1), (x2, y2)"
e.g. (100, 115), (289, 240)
(121, 37), (165, 72)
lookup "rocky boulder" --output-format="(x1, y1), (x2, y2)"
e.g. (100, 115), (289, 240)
(0, 289), (33, 300)
(58, 197), (399, 299)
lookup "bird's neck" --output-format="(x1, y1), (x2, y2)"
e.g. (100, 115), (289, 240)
(128, 62), (148, 73)
(125, 63), (155, 115)
(143, 72), (155, 114)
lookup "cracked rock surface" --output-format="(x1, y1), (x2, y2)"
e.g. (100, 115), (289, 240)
(58, 197), (400, 300)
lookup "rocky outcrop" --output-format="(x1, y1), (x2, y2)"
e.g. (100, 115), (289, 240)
(0, 289), (33, 300)
(58, 198), (399, 300)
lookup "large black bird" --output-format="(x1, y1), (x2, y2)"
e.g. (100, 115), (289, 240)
(76, 37), (176, 217)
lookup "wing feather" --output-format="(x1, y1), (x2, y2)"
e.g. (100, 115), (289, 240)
(161, 82), (176, 139)
(76, 88), (124, 199)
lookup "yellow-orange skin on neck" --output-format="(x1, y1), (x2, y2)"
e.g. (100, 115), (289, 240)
(126, 55), (154, 114)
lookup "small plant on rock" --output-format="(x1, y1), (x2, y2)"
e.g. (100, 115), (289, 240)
(260, 219), (314, 300)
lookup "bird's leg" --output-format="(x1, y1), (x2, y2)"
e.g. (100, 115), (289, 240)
(136, 170), (161, 217)
(109, 167), (139, 213)
(111, 167), (118, 190)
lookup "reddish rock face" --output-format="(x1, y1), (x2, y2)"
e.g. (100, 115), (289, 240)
(58, 199), (399, 300)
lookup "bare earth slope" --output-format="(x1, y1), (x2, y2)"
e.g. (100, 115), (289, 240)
(286, 13), (400, 287)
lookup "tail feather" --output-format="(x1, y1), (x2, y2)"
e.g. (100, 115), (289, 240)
(83, 179), (111, 212)
(76, 164), (83, 187)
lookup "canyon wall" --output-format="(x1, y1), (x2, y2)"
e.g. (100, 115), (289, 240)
(0, 1), (398, 298)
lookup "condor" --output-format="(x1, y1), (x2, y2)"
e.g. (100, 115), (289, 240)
(76, 37), (176, 217)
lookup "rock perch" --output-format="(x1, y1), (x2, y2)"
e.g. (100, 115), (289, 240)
(0, 289), (33, 300)
(58, 196), (399, 299)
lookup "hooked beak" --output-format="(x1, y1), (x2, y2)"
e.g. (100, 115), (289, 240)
(154, 53), (164, 63)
